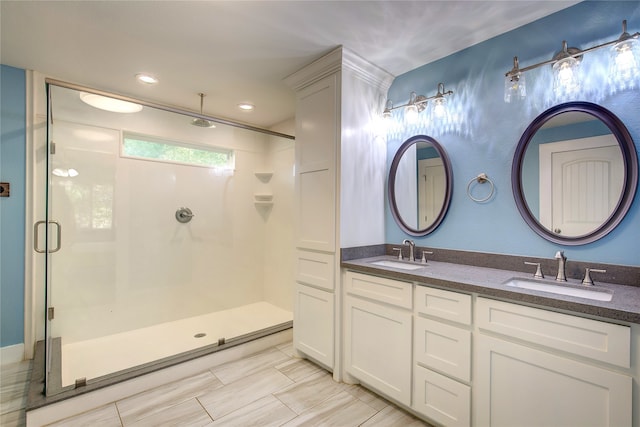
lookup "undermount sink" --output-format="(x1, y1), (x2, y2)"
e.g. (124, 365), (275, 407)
(504, 278), (613, 302)
(369, 260), (426, 271)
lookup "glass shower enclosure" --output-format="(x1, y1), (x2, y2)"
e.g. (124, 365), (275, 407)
(41, 81), (295, 395)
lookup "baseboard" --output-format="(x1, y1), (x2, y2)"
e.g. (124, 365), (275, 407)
(0, 343), (25, 365)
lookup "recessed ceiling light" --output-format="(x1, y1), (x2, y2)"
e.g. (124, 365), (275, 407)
(79, 92), (143, 113)
(238, 103), (255, 111)
(135, 73), (158, 85)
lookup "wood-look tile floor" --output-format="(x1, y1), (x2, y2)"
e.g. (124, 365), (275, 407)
(1, 358), (32, 427)
(2, 342), (432, 426)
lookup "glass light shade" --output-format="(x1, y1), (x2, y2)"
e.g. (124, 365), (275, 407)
(79, 92), (143, 113)
(504, 73), (526, 103)
(610, 38), (640, 87)
(404, 103), (419, 124)
(431, 97), (447, 119)
(553, 57), (580, 96)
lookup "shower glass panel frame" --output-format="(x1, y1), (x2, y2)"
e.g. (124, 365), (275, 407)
(43, 80), (295, 396)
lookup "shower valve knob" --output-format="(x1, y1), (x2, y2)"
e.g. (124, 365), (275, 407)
(175, 207), (194, 223)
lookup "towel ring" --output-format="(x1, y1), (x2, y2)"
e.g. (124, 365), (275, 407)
(467, 173), (494, 203)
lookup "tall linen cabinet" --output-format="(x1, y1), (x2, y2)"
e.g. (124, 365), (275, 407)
(285, 47), (393, 377)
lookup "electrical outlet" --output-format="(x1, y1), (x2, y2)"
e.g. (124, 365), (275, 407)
(0, 182), (9, 197)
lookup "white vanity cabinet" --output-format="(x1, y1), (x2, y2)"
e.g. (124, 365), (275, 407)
(413, 286), (472, 427)
(287, 51), (340, 370)
(344, 271), (413, 406)
(475, 297), (632, 427)
(286, 47), (393, 374)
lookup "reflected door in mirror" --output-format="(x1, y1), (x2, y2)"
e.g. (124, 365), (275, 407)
(540, 135), (623, 237)
(418, 158), (445, 229)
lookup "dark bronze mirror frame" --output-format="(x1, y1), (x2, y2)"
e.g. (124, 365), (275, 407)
(389, 135), (453, 236)
(512, 101), (638, 245)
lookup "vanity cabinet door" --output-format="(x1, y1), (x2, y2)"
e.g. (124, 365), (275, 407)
(294, 75), (338, 253)
(344, 294), (412, 406)
(475, 333), (632, 427)
(294, 283), (334, 369)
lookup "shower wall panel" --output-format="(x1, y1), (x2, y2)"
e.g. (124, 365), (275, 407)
(50, 115), (281, 344)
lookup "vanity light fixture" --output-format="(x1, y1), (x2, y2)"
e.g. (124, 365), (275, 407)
(504, 19), (639, 102)
(504, 57), (526, 103)
(430, 83), (451, 119)
(382, 83), (453, 121)
(382, 99), (393, 119)
(552, 41), (582, 96)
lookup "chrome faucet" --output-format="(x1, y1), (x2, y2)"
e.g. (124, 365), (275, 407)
(555, 250), (567, 282)
(403, 239), (416, 262)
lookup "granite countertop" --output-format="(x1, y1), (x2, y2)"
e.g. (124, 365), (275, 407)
(341, 255), (640, 324)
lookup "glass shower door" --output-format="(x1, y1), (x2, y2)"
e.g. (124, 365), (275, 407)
(44, 84), (120, 394)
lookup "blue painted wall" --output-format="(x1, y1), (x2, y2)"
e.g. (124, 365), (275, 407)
(385, 1), (640, 267)
(1, 65), (26, 347)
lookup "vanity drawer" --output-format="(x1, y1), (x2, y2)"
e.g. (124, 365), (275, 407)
(414, 285), (471, 325)
(296, 250), (334, 291)
(413, 364), (470, 427)
(476, 297), (630, 368)
(344, 271), (412, 309)
(414, 316), (471, 382)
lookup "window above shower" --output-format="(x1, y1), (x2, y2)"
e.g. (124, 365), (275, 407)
(122, 132), (235, 171)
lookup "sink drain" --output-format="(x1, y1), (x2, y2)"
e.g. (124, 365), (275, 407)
(194, 333), (206, 338)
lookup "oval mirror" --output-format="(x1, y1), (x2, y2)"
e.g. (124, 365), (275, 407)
(389, 135), (453, 236)
(512, 102), (638, 245)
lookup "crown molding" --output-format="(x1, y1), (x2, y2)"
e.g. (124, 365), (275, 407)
(284, 46), (394, 92)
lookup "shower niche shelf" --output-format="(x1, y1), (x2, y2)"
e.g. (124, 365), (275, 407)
(254, 172), (273, 183)
(254, 172), (273, 206)
(254, 193), (274, 205)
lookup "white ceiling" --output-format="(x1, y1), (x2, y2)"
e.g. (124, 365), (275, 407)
(1, 1), (580, 129)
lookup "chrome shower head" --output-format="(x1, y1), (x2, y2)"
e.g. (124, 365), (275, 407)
(191, 93), (216, 128)
(191, 117), (215, 128)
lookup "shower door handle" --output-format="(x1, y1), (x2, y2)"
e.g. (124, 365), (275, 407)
(34, 220), (62, 253)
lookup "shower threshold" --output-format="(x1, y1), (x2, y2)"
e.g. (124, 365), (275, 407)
(27, 302), (292, 411)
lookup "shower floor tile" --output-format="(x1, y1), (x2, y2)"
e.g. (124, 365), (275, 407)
(60, 301), (292, 387)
